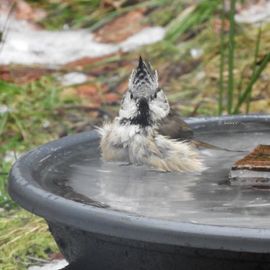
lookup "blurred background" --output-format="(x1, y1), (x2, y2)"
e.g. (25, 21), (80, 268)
(0, 0), (270, 269)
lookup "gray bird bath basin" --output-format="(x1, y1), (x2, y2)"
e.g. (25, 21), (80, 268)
(8, 115), (270, 270)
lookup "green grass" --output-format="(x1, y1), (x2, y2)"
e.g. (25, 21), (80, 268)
(165, 0), (219, 42)
(34, 0), (164, 30)
(227, 0), (236, 114)
(0, 77), (79, 209)
(218, 0), (225, 115)
(0, 209), (57, 270)
(0, 77), (77, 269)
(217, 1), (270, 115)
(233, 52), (270, 114)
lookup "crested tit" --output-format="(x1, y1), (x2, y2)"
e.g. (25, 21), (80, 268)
(98, 57), (204, 172)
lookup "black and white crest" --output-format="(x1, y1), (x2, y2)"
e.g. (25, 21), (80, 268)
(119, 57), (170, 124)
(128, 56), (158, 97)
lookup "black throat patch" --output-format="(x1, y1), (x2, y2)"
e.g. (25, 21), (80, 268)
(131, 97), (151, 127)
(121, 98), (152, 127)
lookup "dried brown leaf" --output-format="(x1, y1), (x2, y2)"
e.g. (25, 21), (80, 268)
(211, 18), (230, 34)
(75, 84), (102, 107)
(94, 9), (147, 43)
(0, 66), (49, 84)
(76, 84), (98, 96)
(101, 0), (126, 9)
(116, 80), (128, 94)
(15, 0), (47, 23)
(103, 92), (120, 104)
(65, 54), (117, 70)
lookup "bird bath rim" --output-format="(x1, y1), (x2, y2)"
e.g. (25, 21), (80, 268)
(8, 114), (270, 253)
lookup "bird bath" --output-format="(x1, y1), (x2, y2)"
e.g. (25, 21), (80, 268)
(9, 115), (270, 270)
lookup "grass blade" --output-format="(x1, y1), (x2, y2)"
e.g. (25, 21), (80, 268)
(227, 0), (236, 114)
(165, 0), (219, 42)
(218, 0), (226, 115)
(0, 113), (8, 136)
(233, 53), (270, 114)
(245, 25), (262, 113)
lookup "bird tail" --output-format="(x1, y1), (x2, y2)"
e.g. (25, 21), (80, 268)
(191, 140), (245, 153)
(146, 136), (205, 172)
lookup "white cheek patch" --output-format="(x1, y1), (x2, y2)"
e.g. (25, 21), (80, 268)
(151, 104), (169, 120)
(149, 89), (170, 121)
(119, 95), (137, 119)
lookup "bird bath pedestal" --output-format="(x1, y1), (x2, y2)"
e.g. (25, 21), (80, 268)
(8, 115), (270, 270)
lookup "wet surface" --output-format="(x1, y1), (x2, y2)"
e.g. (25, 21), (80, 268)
(40, 120), (270, 229)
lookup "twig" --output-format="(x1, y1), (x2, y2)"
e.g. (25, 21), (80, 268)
(27, 256), (49, 264)
(0, 1), (16, 54)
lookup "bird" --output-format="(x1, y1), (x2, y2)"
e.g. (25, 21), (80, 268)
(158, 110), (231, 151)
(158, 109), (244, 152)
(98, 57), (204, 172)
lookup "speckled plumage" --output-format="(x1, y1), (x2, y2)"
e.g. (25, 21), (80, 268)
(98, 57), (204, 172)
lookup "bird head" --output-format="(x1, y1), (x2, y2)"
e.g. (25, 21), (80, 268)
(119, 57), (170, 127)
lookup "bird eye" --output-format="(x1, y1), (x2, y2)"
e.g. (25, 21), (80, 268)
(130, 93), (133, 99)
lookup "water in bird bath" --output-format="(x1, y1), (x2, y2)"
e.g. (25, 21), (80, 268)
(41, 120), (270, 229)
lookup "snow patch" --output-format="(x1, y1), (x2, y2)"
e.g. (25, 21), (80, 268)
(236, 2), (270, 24)
(0, 15), (165, 66)
(59, 72), (88, 86)
(28, 259), (68, 270)
(0, 104), (11, 114)
(120, 27), (165, 52)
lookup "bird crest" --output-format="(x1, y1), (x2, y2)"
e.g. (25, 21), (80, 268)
(128, 56), (158, 97)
